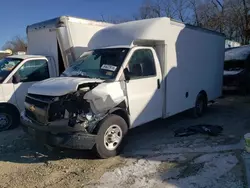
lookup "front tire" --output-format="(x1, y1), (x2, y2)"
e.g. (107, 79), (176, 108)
(0, 107), (19, 132)
(94, 114), (128, 159)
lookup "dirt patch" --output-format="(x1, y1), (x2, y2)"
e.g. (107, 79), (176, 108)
(0, 95), (249, 187)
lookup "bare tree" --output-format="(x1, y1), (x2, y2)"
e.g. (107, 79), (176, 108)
(135, 0), (192, 22)
(192, 0), (250, 44)
(104, 0), (250, 44)
(134, 0), (164, 19)
(189, 0), (202, 26)
(212, 0), (224, 32)
(2, 36), (27, 53)
(99, 14), (133, 24)
(172, 0), (192, 22)
(162, 0), (176, 18)
(241, 0), (250, 43)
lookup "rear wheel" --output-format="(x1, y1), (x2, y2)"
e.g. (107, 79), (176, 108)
(93, 114), (128, 159)
(0, 107), (20, 132)
(193, 93), (207, 118)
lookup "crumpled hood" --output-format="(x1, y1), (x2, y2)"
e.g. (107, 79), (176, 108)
(28, 77), (104, 96)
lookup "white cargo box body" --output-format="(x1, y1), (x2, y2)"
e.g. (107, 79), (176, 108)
(89, 17), (225, 118)
(27, 16), (113, 74)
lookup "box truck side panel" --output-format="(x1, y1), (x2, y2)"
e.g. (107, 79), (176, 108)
(57, 27), (72, 70)
(27, 28), (59, 75)
(164, 22), (225, 117)
(86, 17), (224, 118)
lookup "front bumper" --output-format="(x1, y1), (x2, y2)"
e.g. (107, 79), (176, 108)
(20, 112), (96, 150)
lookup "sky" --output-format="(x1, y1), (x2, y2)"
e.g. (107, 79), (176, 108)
(0, 0), (144, 47)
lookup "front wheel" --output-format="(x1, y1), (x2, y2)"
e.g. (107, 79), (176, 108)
(93, 115), (128, 159)
(0, 108), (19, 132)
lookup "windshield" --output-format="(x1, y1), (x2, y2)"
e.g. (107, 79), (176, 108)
(62, 48), (129, 80)
(0, 58), (23, 83)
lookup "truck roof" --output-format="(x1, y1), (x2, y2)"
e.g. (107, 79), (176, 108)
(8, 55), (46, 60)
(27, 16), (113, 32)
(88, 17), (225, 49)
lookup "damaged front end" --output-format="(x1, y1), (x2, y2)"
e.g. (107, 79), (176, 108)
(24, 83), (104, 133)
(21, 81), (128, 150)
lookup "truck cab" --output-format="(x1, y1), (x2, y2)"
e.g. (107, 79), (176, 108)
(0, 55), (56, 131)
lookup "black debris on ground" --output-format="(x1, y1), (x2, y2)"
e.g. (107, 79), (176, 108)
(174, 124), (223, 137)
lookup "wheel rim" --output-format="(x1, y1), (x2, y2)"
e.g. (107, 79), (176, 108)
(0, 113), (11, 130)
(104, 124), (123, 151)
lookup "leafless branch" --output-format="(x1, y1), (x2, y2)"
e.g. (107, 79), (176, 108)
(2, 36), (27, 53)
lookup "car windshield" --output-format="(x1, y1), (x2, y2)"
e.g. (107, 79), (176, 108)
(62, 48), (129, 80)
(0, 58), (23, 83)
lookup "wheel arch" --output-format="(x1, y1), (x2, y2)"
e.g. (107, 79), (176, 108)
(109, 108), (130, 129)
(0, 102), (20, 116)
(199, 90), (208, 102)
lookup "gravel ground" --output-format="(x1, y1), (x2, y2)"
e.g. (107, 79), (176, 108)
(0, 95), (249, 188)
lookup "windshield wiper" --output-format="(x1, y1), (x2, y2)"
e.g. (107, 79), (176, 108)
(71, 74), (92, 78)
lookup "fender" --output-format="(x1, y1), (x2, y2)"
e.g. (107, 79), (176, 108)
(108, 101), (131, 128)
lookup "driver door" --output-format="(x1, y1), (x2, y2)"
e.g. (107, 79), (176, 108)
(125, 47), (163, 127)
(13, 59), (50, 111)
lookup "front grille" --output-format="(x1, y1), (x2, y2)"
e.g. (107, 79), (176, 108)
(25, 96), (48, 109)
(25, 109), (36, 121)
(25, 109), (48, 125)
(48, 101), (65, 122)
(25, 95), (51, 125)
(27, 94), (56, 102)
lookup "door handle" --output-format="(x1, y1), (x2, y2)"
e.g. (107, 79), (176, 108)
(157, 79), (160, 89)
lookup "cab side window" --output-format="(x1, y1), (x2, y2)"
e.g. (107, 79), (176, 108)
(16, 60), (50, 82)
(127, 49), (156, 79)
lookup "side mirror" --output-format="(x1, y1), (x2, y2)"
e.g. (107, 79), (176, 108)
(12, 74), (20, 84)
(123, 68), (130, 81)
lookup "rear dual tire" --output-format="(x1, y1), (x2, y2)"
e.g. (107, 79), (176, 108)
(193, 93), (207, 118)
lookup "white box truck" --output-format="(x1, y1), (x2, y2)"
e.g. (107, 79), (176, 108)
(0, 16), (112, 131)
(21, 17), (225, 158)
